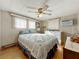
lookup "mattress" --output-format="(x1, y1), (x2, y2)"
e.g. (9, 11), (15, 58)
(18, 33), (58, 59)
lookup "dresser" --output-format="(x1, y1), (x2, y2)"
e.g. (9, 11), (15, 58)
(63, 37), (79, 59)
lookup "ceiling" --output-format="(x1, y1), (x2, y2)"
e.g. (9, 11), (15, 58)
(0, 0), (79, 20)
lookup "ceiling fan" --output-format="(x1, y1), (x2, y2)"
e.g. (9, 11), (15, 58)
(27, 0), (52, 17)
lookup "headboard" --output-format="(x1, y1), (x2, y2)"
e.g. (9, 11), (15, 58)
(19, 29), (37, 34)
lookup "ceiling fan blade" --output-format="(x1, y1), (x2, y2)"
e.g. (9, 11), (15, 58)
(27, 6), (37, 9)
(47, 9), (52, 12)
(41, 0), (51, 12)
(28, 11), (38, 13)
(43, 12), (52, 15)
(42, 5), (48, 11)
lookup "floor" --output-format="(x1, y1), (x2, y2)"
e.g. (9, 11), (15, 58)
(0, 45), (63, 59)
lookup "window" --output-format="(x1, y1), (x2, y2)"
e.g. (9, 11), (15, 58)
(14, 17), (27, 29)
(48, 19), (59, 30)
(28, 21), (36, 29)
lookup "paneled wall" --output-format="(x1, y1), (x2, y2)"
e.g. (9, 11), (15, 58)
(60, 14), (78, 34)
(0, 10), (79, 47)
(0, 11), (1, 48)
(1, 11), (19, 46)
(77, 14), (79, 31)
(47, 19), (60, 30)
(0, 11), (38, 46)
(42, 14), (79, 34)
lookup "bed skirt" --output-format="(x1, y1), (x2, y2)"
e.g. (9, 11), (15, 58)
(18, 43), (57, 59)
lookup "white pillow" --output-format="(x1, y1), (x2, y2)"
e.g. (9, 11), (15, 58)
(45, 31), (52, 35)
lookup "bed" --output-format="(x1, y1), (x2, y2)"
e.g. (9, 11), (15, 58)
(18, 33), (58, 59)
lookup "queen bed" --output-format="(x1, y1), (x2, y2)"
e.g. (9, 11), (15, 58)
(18, 32), (58, 59)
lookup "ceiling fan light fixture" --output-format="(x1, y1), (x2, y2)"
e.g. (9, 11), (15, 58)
(37, 14), (43, 18)
(39, 14), (43, 17)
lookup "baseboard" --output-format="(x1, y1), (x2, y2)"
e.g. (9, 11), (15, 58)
(2, 43), (17, 49)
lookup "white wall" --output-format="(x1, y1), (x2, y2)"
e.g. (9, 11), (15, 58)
(60, 14), (78, 34)
(44, 14), (78, 34)
(0, 11), (1, 48)
(0, 11), (37, 46)
(47, 19), (59, 30)
(77, 14), (79, 31)
(1, 10), (79, 46)
(1, 11), (20, 46)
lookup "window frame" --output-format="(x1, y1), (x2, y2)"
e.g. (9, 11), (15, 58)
(13, 16), (28, 29)
(28, 20), (36, 29)
(13, 16), (36, 30)
(47, 19), (60, 30)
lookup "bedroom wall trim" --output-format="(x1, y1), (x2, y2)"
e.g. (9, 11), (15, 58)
(9, 12), (38, 21)
(1, 43), (17, 49)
